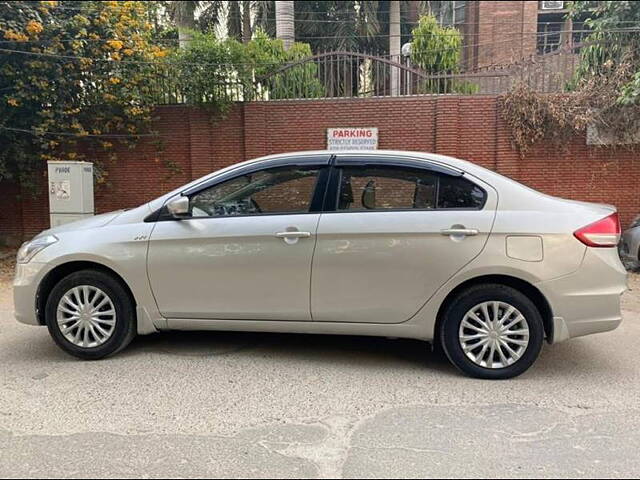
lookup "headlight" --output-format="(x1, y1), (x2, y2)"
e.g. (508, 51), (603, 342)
(16, 235), (58, 264)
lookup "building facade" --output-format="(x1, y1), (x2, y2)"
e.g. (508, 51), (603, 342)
(437, 1), (582, 69)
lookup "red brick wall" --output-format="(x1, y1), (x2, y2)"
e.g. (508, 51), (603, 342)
(0, 181), (23, 245)
(1, 95), (639, 244)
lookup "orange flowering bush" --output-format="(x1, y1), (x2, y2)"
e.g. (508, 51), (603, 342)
(0, 1), (170, 187)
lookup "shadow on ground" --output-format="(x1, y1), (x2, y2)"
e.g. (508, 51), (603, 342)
(125, 330), (456, 372)
(126, 329), (625, 379)
(11, 323), (622, 382)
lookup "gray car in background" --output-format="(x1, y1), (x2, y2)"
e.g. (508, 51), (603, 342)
(621, 215), (640, 268)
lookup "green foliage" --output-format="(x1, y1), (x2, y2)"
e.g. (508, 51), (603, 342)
(410, 15), (460, 73)
(410, 14), (474, 94)
(0, 1), (169, 187)
(172, 28), (324, 103)
(245, 30), (324, 100)
(501, 1), (640, 153)
(569, 0), (640, 104)
(620, 72), (640, 105)
(0, 2), (323, 188)
(170, 31), (245, 107)
(452, 81), (479, 95)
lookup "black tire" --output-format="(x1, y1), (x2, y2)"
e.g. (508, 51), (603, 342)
(439, 284), (544, 380)
(44, 269), (136, 360)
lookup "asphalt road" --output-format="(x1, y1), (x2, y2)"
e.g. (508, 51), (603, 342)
(1, 271), (639, 479)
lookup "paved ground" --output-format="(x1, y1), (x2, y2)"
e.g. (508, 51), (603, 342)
(1, 248), (639, 478)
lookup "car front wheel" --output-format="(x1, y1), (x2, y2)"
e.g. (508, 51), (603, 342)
(440, 284), (544, 380)
(44, 269), (136, 360)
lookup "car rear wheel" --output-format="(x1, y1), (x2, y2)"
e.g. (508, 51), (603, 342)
(44, 270), (136, 360)
(440, 284), (544, 380)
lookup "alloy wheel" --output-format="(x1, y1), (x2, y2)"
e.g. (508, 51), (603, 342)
(56, 285), (117, 348)
(458, 301), (530, 369)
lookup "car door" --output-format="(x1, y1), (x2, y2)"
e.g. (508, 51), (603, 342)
(310, 155), (497, 324)
(147, 157), (330, 321)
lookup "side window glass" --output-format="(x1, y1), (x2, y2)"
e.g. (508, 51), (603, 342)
(337, 166), (437, 211)
(190, 166), (320, 217)
(438, 176), (486, 209)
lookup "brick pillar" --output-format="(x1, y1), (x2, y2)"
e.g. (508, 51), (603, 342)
(434, 97), (460, 157)
(243, 103), (269, 159)
(494, 99), (520, 179)
(188, 108), (214, 179)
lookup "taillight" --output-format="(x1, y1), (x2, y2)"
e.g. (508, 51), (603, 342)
(573, 212), (621, 248)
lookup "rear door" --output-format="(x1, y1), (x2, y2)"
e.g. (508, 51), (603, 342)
(310, 155), (497, 324)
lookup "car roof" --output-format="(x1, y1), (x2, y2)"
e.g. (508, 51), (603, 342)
(256, 149), (492, 173)
(254, 149), (464, 166)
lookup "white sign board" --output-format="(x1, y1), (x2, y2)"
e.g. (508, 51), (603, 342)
(327, 127), (378, 151)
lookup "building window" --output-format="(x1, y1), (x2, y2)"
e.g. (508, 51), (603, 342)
(537, 17), (563, 54)
(537, 1), (592, 55)
(428, 1), (466, 28)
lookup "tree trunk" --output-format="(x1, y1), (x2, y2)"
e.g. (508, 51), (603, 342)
(175, 1), (197, 49)
(389, 0), (401, 96)
(242, 0), (252, 44)
(227, 0), (242, 40)
(275, 0), (295, 50)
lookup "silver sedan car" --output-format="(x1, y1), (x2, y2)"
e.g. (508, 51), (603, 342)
(14, 151), (627, 379)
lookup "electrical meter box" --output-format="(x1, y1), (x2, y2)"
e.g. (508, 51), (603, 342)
(47, 161), (94, 227)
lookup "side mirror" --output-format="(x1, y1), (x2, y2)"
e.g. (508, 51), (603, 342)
(166, 195), (191, 219)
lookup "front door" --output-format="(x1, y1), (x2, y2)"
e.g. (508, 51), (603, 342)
(311, 161), (496, 323)
(148, 164), (326, 320)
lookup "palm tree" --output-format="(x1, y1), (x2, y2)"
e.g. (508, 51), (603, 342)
(254, 0), (276, 37)
(227, 0), (242, 40)
(226, 0), (275, 43)
(294, 1), (381, 52)
(168, 1), (256, 47)
(227, 0), (254, 43)
(168, 1), (198, 48)
(275, 1), (295, 50)
(242, 1), (252, 43)
(389, 0), (401, 95)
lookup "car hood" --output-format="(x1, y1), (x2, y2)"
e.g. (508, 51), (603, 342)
(39, 210), (125, 237)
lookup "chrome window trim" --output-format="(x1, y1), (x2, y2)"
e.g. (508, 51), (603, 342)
(182, 155), (333, 197)
(333, 154), (464, 177)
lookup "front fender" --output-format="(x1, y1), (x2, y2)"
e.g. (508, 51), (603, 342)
(31, 224), (164, 335)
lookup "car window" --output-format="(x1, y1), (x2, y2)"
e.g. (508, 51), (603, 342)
(337, 166), (438, 211)
(438, 175), (486, 209)
(190, 166), (320, 217)
(336, 165), (485, 211)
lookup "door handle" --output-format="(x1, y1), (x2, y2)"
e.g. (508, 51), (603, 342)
(275, 231), (312, 239)
(440, 228), (479, 236)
